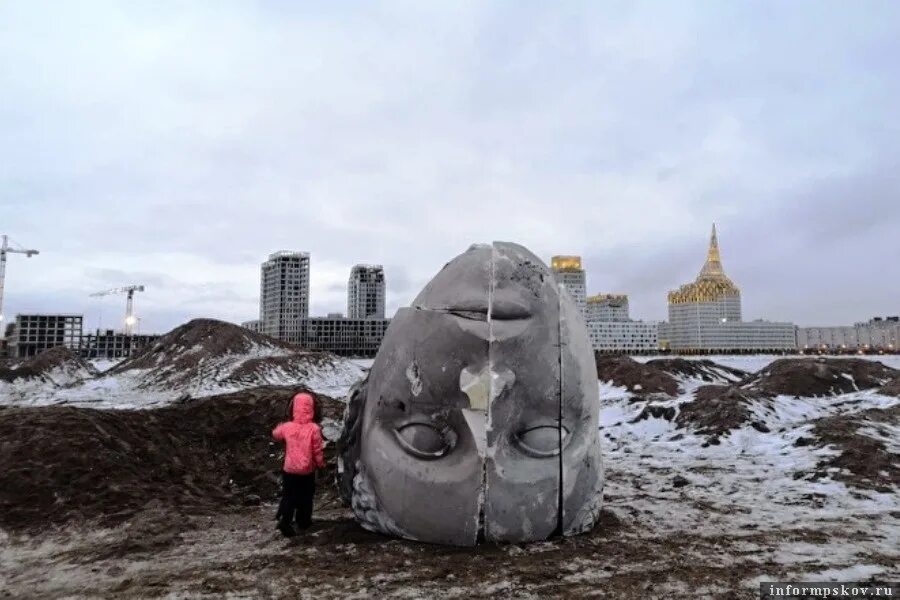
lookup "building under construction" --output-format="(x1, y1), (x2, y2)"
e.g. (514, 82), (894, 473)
(287, 317), (391, 357)
(5, 314), (83, 358)
(347, 264), (386, 319)
(3, 313), (158, 360)
(78, 329), (160, 360)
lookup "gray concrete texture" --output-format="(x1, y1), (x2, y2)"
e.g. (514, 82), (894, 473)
(338, 242), (602, 545)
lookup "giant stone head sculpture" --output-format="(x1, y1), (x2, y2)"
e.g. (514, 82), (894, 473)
(337, 242), (602, 546)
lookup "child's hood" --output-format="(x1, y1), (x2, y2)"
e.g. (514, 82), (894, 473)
(292, 392), (315, 424)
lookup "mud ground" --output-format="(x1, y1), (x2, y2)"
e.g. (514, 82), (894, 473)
(2, 465), (896, 600)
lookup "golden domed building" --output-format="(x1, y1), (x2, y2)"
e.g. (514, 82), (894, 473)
(659, 225), (796, 353)
(668, 224), (743, 323)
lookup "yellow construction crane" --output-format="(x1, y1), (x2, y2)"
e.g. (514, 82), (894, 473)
(0, 234), (40, 333)
(90, 285), (146, 335)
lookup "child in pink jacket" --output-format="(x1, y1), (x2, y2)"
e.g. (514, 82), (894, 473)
(272, 392), (326, 537)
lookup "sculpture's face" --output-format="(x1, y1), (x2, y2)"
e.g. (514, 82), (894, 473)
(350, 242), (602, 546)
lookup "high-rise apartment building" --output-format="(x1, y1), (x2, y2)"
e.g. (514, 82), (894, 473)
(260, 251), (310, 340)
(347, 264), (386, 319)
(551, 256), (586, 318)
(660, 225), (796, 352)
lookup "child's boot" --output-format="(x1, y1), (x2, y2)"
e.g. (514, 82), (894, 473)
(277, 519), (297, 538)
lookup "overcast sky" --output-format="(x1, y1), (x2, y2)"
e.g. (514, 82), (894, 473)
(2, 1), (898, 334)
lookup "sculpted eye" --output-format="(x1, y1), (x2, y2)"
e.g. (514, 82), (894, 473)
(514, 425), (568, 458)
(394, 422), (455, 459)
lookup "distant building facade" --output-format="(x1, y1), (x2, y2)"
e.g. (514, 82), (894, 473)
(798, 316), (899, 352)
(586, 294), (630, 322)
(661, 225), (797, 353)
(6, 314), (83, 358)
(78, 329), (160, 359)
(260, 251), (310, 340)
(241, 319), (261, 334)
(347, 264), (386, 319)
(587, 320), (659, 353)
(250, 251), (391, 355)
(584, 293), (659, 353)
(281, 317), (391, 358)
(551, 256), (587, 318)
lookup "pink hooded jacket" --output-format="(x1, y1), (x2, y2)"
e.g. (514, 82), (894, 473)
(272, 392), (326, 475)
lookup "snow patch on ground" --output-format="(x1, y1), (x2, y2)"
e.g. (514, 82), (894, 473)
(634, 354), (900, 374)
(0, 350), (365, 410)
(602, 380), (899, 581)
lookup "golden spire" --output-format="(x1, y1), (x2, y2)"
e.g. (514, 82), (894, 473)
(667, 223), (740, 305)
(699, 222), (724, 279)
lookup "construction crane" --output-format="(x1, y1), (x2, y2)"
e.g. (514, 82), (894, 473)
(0, 235), (40, 334)
(90, 285), (146, 335)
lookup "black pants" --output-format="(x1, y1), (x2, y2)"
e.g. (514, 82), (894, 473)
(277, 472), (316, 528)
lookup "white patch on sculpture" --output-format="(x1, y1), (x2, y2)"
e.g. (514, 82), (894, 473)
(460, 365), (514, 411)
(460, 366), (490, 411)
(405, 361), (423, 397)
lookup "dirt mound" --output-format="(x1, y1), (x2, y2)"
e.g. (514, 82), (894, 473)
(0, 363), (42, 383)
(0, 347), (97, 384)
(0, 386), (344, 532)
(224, 353), (347, 386)
(630, 403), (677, 423)
(746, 358), (898, 397)
(595, 354), (678, 396)
(674, 385), (770, 438)
(646, 358), (748, 384)
(880, 378), (900, 397)
(104, 318), (354, 393)
(809, 405), (899, 492)
(110, 318), (298, 375)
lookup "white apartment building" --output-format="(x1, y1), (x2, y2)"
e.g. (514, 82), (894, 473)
(241, 319), (261, 334)
(587, 319), (659, 353)
(798, 317), (899, 351)
(551, 256), (586, 318)
(347, 264), (386, 319)
(260, 251), (310, 340)
(586, 294), (630, 322)
(583, 293), (659, 353)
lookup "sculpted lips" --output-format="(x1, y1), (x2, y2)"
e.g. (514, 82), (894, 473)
(442, 298), (531, 322)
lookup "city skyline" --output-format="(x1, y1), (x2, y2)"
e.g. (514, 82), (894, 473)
(3, 2), (899, 332)
(5, 223), (896, 336)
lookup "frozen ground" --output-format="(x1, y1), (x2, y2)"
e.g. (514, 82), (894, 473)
(1, 364), (897, 598)
(632, 353), (900, 373)
(0, 350), (365, 410)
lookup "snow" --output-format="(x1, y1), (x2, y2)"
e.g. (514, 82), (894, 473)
(633, 353), (900, 373)
(601, 377), (899, 581)
(2, 351), (897, 583)
(796, 564), (889, 581)
(89, 358), (123, 373)
(0, 347), (366, 410)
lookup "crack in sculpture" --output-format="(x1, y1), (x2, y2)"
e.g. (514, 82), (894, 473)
(337, 241), (603, 546)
